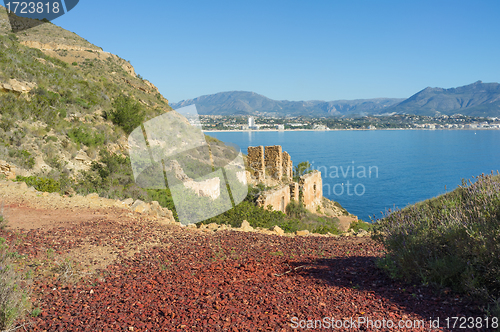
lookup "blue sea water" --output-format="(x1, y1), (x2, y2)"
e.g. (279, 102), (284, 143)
(206, 130), (500, 221)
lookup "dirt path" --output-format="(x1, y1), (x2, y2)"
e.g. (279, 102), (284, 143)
(0, 180), (488, 331)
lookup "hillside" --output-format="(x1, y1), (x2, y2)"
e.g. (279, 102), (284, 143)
(386, 80), (500, 117)
(171, 81), (500, 118)
(0, 6), (178, 201)
(171, 91), (404, 117)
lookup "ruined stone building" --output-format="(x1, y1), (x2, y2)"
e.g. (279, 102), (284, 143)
(247, 145), (322, 214)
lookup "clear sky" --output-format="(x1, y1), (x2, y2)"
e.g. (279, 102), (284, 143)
(52, 0), (500, 103)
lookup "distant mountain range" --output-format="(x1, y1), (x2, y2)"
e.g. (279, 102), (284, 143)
(170, 81), (500, 118)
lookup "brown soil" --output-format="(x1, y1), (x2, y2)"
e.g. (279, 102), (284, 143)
(0, 180), (488, 331)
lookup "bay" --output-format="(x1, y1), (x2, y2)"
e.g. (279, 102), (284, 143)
(206, 130), (500, 221)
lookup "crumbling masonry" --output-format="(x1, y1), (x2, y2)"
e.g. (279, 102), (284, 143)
(248, 146), (322, 213)
(247, 145), (293, 182)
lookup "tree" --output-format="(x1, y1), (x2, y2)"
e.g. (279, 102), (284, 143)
(109, 95), (145, 134)
(293, 161), (312, 182)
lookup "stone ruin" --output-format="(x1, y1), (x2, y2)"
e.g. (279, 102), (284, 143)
(299, 170), (323, 213)
(248, 145), (322, 213)
(247, 145), (293, 182)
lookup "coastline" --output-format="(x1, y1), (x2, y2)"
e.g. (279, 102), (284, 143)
(203, 128), (500, 133)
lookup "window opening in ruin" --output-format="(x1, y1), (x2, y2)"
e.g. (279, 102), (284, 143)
(281, 196), (285, 212)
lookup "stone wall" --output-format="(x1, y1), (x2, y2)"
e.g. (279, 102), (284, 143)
(264, 145), (282, 180)
(247, 145), (294, 183)
(247, 146), (265, 181)
(289, 182), (299, 201)
(0, 160), (16, 180)
(299, 170), (323, 213)
(256, 185), (290, 213)
(282, 151), (293, 181)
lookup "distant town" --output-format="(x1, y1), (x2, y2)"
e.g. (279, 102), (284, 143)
(198, 114), (500, 131)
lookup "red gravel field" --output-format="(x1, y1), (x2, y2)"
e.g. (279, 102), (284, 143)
(0, 201), (490, 331)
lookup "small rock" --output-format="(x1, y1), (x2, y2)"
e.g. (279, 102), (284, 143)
(295, 230), (310, 236)
(122, 198), (134, 206)
(65, 187), (76, 196)
(42, 192), (49, 197)
(270, 225), (284, 236)
(131, 200), (150, 213)
(356, 229), (369, 237)
(149, 201), (165, 217)
(239, 220), (253, 232)
(207, 223), (219, 230)
(18, 182), (28, 190)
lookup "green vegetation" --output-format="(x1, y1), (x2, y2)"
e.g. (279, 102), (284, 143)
(109, 95), (145, 134)
(0, 32), (169, 187)
(0, 214), (31, 330)
(348, 219), (372, 233)
(15, 175), (60, 193)
(200, 194), (341, 234)
(67, 126), (105, 148)
(293, 161), (312, 182)
(373, 172), (500, 316)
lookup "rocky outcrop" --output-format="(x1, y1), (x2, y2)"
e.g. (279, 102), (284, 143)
(166, 160), (221, 200)
(0, 79), (37, 94)
(0, 160), (16, 180)
(184, 177), (220, 200)
(19, 40), (101, 52)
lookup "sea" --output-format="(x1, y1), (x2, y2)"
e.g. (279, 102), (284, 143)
(205, 130), (500, 221)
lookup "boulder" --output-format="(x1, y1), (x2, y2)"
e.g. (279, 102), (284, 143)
(0, 160), (16, 180)
(270, 225), (284, 236)
(207, 223), (220, 230)
(131, 200), (150, 214)
(0, 79), (36, 94)
(295, 230), (310, 236)
(148, 201), (166, 217)
(356, 229), (369, 237)
(239, 220), (254, 232)
(122, 198), (134, 206)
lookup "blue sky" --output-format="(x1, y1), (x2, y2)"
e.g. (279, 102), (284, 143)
(52, 0), (500, 103)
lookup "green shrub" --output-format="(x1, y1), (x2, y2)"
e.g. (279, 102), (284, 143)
(286, 200), (307, 219)
(67, 126), (105, 148)
(373, 172), (500, 309)
(109, 95), (145, 134)
(8, 150), (34, 169)
(15, 176), (60, 193)
(348, 220), (372, 233)
(72, 62), (77, 66)
(0, 237), (31, 330)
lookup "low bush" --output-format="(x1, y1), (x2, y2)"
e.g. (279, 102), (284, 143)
(373, 172), (500, 313)
(15, 176), (60, 193)
(109, 95), (145, 134)
(0, 219), (31, 330)
(67, 126), (105, 148)
(8, 150), (34, 169)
